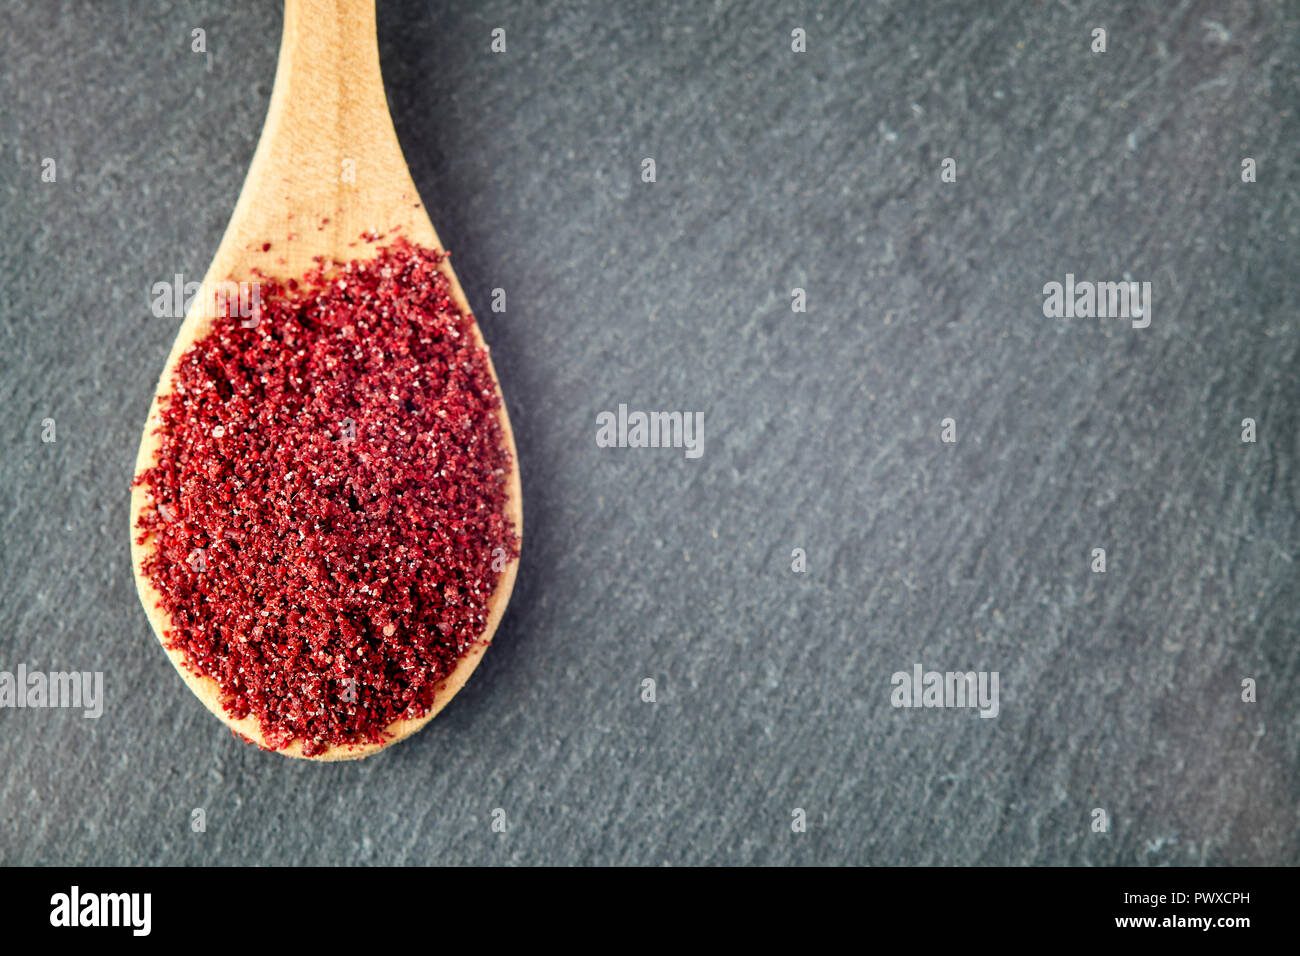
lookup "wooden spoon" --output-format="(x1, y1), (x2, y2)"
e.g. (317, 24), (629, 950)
(129, 0), (522, 760)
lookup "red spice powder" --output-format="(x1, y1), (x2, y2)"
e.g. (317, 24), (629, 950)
(135, 238), (518, 756)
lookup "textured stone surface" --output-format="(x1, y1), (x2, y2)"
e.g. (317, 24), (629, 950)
(1, 0), (1296, 865)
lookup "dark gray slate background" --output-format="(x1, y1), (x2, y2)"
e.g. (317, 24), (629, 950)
(1, 0), (1297, 866)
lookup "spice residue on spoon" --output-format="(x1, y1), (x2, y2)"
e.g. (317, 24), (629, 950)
(134, 238), (519, 756)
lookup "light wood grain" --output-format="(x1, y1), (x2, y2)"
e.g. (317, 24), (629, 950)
(129, 0), (521, 760)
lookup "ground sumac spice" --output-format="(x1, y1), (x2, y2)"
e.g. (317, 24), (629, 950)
(135, 238), (518, 756)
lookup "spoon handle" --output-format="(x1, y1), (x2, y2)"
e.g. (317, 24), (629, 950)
(223, 0), (423, 277)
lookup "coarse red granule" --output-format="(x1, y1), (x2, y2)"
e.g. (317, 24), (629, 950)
(134, 238), (518, 756)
